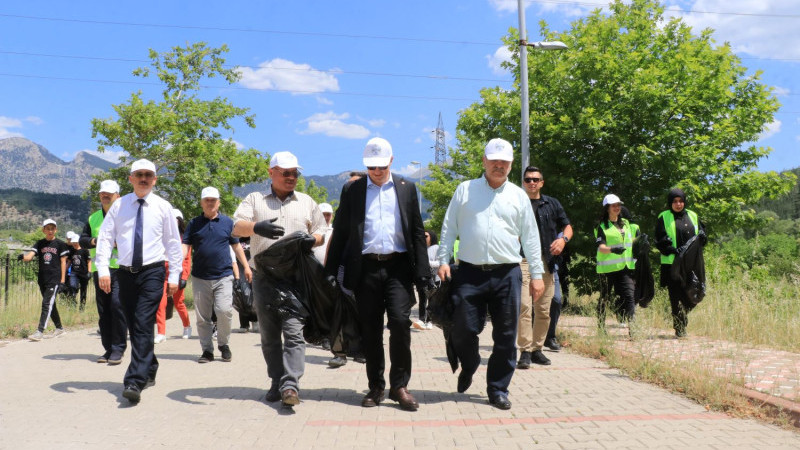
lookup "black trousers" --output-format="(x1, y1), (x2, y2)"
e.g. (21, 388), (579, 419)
(94, 270), (127, 357)
(37, 284), (62, 332)
(118, 264), (165, 388)
(667, 280), (695, 334)
(354, 256), (414, 391)
(597, 268), (636, 327)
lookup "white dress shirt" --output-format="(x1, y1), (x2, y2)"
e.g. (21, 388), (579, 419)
(95, 191), (184, 284)
(362, 175), (407, 255)
(437, 176), (544, 279)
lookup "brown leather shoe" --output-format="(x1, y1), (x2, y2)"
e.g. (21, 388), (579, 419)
(361, 388), (385, 407)
(388, 387), (419, 411)
(281, 389), (300, 407)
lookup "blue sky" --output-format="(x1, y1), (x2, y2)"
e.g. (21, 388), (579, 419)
(1, 0), (798, 178)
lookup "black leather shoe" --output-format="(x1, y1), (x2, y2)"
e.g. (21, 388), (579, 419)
(517, 351), (532, 369)
(544, 338), (561, 352)
(457, 371), (472, 393)
(489, 393), (512, 410)
(531, 350), (551, 366)
(145, 377), (156, 389)
(122, 384), (141, 403)
(265, 385), (281, 403)
(389, 387), (419, 411)
(361, 388), (385, 407)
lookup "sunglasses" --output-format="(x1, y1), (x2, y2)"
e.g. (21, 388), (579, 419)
(277, 170), (300, 178)
(367, 166), (389, 171)
(523, 177), (542, 183)
(132, 171), (155, 179)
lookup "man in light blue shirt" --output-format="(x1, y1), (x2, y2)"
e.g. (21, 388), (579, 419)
(437, 138), (545, 410)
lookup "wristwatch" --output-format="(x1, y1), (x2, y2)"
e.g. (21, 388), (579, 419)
(562, 236), (570, 243)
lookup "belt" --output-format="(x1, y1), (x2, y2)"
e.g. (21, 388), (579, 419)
(459, 261), (518, 272)
(118, 261), (165, 274)
(363, 252), (403, 261)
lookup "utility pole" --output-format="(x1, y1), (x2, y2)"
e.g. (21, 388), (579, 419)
(434, 112), (446, 166)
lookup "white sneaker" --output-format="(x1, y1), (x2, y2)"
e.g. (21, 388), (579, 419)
(424, 322), (433, 330)
(53, 328), (67, 338)
(29, 331), (44, 341)
(154, 334), (166, 344)
(250, 323), (259, 333)
(412, 320), (425, 330)
(182, 327), (192, 339)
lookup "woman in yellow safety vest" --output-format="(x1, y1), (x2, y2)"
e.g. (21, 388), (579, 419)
(594, 194), (639, 332)
(655, 188), (706, 338)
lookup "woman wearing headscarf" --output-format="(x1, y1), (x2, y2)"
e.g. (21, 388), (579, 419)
(594, 194), (639, 332)
(655, 188), (706, 338)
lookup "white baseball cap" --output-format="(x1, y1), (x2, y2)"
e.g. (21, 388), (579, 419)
(67, 232), (78, 243)
(602, 194), (624, 206)
(173, 208), (183, 219)
(99, 179), (120, 194)
(318, 203), (333, 214)
(270, 151), (303, 170)
(42, 219), (57, 227)
(201, 186), (220, 199)
(130, 159), (157, 174)
(484, 138), (514, 162)
(362, 137), (393, 167)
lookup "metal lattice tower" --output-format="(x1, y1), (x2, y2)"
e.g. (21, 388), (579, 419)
(434, 112), (446, 166)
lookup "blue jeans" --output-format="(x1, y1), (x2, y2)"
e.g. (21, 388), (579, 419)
(450, 263), (522, 398)
(546, 268), (562, 342)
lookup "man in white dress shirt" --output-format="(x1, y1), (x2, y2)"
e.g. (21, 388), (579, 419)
(95, 159), (183, 404)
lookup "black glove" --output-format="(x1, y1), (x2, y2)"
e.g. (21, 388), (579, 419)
(179, 279), (187, 290)
(416, 277), (435, 292)
(301, 234), (317, 252)
(57, 283), (68, 293)
(253, 218), (285, 239)
(610, 246), (626, 255)
(666, 247), (678, 256)
(16, 253), (24, 261)
(697, 230), (708, 246)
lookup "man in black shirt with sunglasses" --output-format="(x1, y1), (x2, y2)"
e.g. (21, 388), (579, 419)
(517, 166), (572, 368)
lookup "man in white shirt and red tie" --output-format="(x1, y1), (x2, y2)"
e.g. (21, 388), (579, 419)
(95, 159), (183, 404)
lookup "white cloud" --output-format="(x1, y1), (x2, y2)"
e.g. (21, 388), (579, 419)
(414, 137), (423, 144)
(664, 1), (800, 59)
(227, 139), (245, 150)
(83, 149), (126, 164)
(0, 115), (24, 138)
(299, 111), (370, 139)
(237, 58), (339, 94)
(760, 119), (781, 140)
(772, 86), (790, 97)
(394, 163), (431, 178)
(24, 116), (43, 125)
(315, 96), (333, 105)
(487, 46), (513, 75)
(367, 119), (386, 128)
(488, 0), (592, 17)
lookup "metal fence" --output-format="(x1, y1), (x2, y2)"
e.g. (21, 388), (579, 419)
(0, 254), (94, 309)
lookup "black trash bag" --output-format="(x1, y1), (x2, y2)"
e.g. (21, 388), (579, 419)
(232, 277), (257, 321)
(425, 265), (459, 373)
(671, 235), (706, 307)
(252, 231), (361, 350)
(633, 234), (655, 308)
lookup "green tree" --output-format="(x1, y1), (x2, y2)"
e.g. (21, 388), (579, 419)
(423, 0), (793, 274)
(90, 42), (270, 217)
(296, 177), (329, 204)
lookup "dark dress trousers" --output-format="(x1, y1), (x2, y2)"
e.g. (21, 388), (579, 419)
(325, 174), (430, 391)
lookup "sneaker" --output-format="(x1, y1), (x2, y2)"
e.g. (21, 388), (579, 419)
(250, 323), (260, 333)
(212, 328), (218, 341)
(154, 334), (166, 344)
(182, 327), (192, 339)
(97, 352), (111, 363)
(108, 352), (123, 365)
(328, 355), (347, 368)
(219, 345), (232, 362)
(232, 327), (248, 334)
(412, 320), (425, 330)
(29, 331), (44, 342)
(424, 322), (433, 330)
(531, 349), (552, 366)
(516, 351), (532, 369)
(198, 351), (214, 363)
(53, 328), (67, 338)
(321, 339), (331, 351)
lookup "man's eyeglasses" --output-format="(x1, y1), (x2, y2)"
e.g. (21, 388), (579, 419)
(367, 166), (389, 171)
(132, 171), (155, 179)
(523, 177), (542, 183)
(278, 170), (300, 178)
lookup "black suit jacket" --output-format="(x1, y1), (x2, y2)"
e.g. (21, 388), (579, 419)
(325, 174), (430, 290)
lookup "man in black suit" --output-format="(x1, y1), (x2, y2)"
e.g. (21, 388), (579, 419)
(325, 137), (430, 411)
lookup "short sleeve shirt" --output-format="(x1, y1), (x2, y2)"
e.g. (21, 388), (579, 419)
(33, 238), (69, 286)
(69, 248), (91, 277)
(183, 213), (239, 280)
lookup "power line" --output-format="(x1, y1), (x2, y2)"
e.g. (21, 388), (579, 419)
(0, 72), (479, 102)
(529, 0), (800, 18)
(0, 50), (514, 83)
